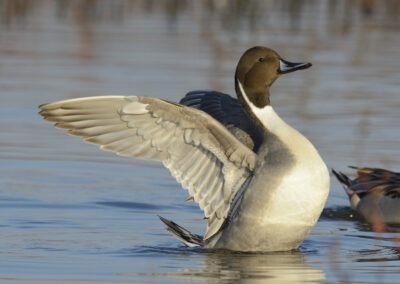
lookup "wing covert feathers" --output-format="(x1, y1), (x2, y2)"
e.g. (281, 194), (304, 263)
(39, 95), (256, 239)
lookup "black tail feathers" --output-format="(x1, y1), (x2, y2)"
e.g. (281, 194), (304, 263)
(332, 169), (352, 187)
(158, 215), (203, 247)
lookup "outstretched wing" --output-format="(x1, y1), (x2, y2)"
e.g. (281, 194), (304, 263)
(180, 90), (264, 152)
(39, 96), (257, 239)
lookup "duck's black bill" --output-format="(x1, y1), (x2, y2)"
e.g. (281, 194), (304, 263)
(278, 58), (312, 74)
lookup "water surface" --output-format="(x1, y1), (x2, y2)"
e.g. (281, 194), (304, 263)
(1, 0), (400, 283)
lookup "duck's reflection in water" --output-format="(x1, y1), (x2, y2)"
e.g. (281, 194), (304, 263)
(198, 250), (324, 283)
(126, 248), (325, 283)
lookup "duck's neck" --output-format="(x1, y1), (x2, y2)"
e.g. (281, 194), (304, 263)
(237, 80), (321, 161)
(236, 80), (292, 137)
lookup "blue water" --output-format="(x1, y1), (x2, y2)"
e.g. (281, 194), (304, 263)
(1, 0), (400, 283)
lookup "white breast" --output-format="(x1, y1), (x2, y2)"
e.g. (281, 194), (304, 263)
(265, 162), (329, 225)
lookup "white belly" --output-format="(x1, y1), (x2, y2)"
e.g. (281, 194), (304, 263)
(263, 165), (330, 225)
(211, 159), (330, 252)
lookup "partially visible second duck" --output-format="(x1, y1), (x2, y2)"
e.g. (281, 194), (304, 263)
(333, 167), (400, 225)
(39, 46), (330, 252)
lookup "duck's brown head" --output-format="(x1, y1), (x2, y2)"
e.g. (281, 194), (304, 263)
(235, 46), (311, 108)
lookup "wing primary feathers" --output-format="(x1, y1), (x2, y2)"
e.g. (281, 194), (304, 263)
(39, 95), (256, 241)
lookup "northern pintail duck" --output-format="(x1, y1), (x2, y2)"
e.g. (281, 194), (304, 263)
(39, 46), (329, 252)
(333, 167), (400, 225)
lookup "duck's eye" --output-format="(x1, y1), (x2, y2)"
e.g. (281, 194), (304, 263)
(258, 58), (265, 62)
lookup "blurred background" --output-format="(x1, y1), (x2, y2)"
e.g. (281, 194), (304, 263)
(0, 0), (400, 283)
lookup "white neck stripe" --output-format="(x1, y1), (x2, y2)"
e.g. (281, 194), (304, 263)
(237, 80), (288, 134)
(237, 79), (261, 109)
